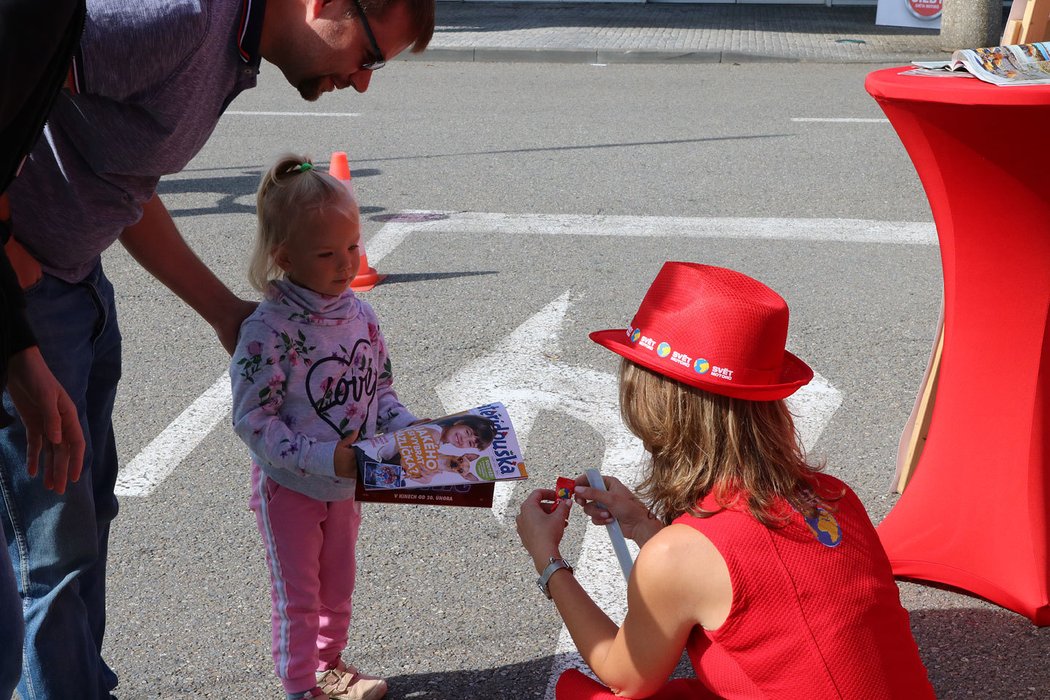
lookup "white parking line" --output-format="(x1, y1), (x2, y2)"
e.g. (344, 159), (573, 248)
(792, 117), (889, 123)
(224, 110), (361, 117)
(367, 211), (935, 250)
(115, 378), (232, 496)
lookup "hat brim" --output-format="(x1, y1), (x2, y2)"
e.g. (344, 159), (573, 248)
(590, 328), (814, 401)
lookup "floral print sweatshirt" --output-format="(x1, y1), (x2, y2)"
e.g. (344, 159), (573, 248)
(230, 279), (417, 501)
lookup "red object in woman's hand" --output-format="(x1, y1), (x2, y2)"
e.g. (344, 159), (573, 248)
(542, 477), (576, 513)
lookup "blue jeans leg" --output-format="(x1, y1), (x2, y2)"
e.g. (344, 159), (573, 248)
(0, 263), (121, 700)
(0, 518), (24, 698)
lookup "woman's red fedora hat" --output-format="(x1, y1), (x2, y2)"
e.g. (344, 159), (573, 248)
(590, 262), (813, 401)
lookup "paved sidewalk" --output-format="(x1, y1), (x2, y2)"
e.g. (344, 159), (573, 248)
(412, 2), (953, 64)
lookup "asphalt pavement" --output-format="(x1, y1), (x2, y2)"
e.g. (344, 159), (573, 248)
(417, 2), (952, 64)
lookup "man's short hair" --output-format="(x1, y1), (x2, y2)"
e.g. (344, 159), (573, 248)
(358, 0), (435, 53)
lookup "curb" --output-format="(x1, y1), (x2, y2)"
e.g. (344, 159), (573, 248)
(403, 47), (950, 65)
(405, 48), (723, 64)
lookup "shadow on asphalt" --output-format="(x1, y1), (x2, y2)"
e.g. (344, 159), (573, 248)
(385, 656), (555, 699)
(909, 606), (1050, 698)
(380, 270), (499, 285)
(382, 605), (1050, 699)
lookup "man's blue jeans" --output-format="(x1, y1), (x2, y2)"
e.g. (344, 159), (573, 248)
(0, 263), (121, 700)
(0, 518), (24, 697)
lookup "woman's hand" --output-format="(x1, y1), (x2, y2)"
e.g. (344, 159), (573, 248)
(516, 489), (571, 574)
(573, 475), (664, 547)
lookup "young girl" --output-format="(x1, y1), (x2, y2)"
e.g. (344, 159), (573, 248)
(231, 154), (417, 700)
(516, 262), (936, 699)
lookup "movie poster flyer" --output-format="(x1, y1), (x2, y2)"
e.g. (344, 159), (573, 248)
(353, 403), (527, 504)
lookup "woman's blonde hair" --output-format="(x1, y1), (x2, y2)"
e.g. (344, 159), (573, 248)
(248, 153), (357, 292)
(619, 359), (837, 526)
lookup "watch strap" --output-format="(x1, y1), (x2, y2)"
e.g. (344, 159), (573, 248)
(537, 557), (573, 599)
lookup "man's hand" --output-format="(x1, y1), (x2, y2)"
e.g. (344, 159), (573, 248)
(212, 297), (258, 356)
(4, 237), (42, 290)
(1, 194), (41, 289)
(6, 346), (85, 494)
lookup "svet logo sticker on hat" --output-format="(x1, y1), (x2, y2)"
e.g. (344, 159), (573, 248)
(629, 328), (641, 344)
(693, 358), (710, 375)
(657, 342), (671, 358)
(804, 509), (842, 548)
(670, 351), (691, 368)
(711, 366), (734, 381)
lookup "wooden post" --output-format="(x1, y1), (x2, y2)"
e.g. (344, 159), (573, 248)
(893, 308), (944, 494)
(1003, 0), (1050, 43)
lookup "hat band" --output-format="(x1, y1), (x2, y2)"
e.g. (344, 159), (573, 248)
(626, 326), (780, 386)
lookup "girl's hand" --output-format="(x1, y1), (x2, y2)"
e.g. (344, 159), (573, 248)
(516, 489), (571, 574)
(333, 429), (361, 479)
(573, 475), (664, 547)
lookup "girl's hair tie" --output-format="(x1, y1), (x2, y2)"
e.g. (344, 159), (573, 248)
(295, 162), (313, 172)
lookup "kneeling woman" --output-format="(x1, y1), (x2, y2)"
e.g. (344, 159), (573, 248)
(516, 262), (935, 699)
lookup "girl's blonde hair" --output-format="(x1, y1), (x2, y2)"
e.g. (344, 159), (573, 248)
(248, 153), (357, 292)
(619, 359), (838, 526)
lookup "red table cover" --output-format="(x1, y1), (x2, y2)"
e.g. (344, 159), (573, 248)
(866, 67), (1050, 625)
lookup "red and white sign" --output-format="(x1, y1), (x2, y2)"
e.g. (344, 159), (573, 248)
(877, 0), (942, 29)
(907, 0), (942, 20)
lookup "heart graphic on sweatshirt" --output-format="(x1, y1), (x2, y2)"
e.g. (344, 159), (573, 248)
(305, 339), (377, 436)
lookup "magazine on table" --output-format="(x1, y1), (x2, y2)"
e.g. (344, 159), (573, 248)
(907, 42), (1050, 86)
(353, 402), (527, 507)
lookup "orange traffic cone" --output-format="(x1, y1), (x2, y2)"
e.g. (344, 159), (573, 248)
(328, 151), (384, 292)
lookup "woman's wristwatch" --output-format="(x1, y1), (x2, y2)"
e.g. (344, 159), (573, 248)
(537, 557), (574, 599)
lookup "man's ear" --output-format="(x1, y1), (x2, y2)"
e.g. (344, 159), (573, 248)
(309, 0), (343, 21)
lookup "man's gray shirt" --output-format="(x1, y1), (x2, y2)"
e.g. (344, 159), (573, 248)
(9, 0), (263, 283)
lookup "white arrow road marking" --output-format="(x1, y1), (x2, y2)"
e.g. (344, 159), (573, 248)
(436, 292), (641, 521)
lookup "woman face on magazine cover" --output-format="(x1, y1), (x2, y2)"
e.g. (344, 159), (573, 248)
(443, 423), (481, 450)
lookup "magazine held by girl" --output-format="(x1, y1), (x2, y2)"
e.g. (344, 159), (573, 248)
(353, 403), (527, 506)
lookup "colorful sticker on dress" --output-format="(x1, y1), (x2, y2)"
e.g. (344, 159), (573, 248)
(804, 509), (842, 548)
